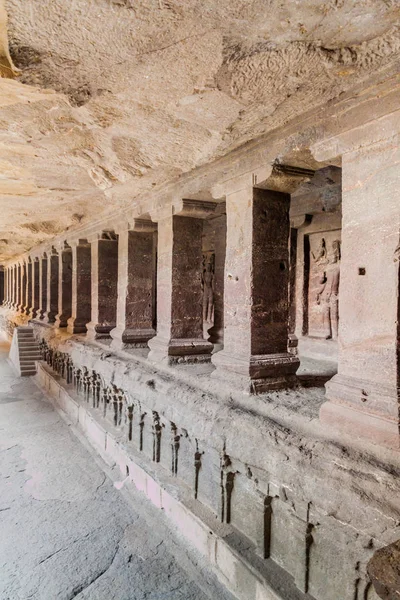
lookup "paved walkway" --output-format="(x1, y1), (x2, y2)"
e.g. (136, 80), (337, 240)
(0, 335), (232, 600)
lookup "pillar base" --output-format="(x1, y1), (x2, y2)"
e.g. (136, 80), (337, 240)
(148, 335), (213, 364)
(322, 374), (400, 449)
(55, 312), (69, 328)
(86, 321), (116, 340)
(27, 308), (38, 320)
(42, 311), (57, 325)
(67, 317), (88, 335)
(110, 326), (156, 349)
(211, 350), (300, 394)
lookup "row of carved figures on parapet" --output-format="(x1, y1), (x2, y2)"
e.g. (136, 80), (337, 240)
(38, 337), (235, 524)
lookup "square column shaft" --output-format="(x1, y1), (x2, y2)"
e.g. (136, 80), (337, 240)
(21, 263), (28, 314)
(111, 222), (156, 349)
(11, 266), (16, 308)
(55, 248), (72, 328)
(67, 241), (92, 334)
(43, 252), (59, 324)
(148, 201), (216, 363)
(16, 263), (22, 311)
(321, 141), (400, 449)
(26, 261), (32, 316)
(31, 259), (40, 319)
(212, 186), (299, 393)
(87, 235), (118, 339)
(38, 257), (47, 320)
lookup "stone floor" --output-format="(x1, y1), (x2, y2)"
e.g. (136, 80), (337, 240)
(0, 335), (234, 600)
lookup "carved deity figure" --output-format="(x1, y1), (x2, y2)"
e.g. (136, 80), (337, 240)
(316, 240), (341, 340)
(202, 254), (215, 324)
(311, 237), (327, 266)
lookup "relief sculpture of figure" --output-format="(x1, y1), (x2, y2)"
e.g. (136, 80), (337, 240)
(316, 240), (341, 340)
(312, 237), (327, 266)
(202, 254), (215, 324)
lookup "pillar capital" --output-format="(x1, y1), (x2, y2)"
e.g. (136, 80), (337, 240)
(173, 199), (217, 219)
(311, 108), (400, 163)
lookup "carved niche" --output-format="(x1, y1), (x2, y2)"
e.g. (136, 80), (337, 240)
(306, 231), (341, 340)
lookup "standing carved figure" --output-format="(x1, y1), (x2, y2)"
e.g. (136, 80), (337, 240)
(202, 254), (215, 324)
(316, 240), (341, 340)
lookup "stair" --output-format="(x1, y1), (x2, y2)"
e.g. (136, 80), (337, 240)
(9, 326), (40, 376)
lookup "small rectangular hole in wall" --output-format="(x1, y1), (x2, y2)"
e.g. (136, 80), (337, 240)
(358, 267), (366, 276)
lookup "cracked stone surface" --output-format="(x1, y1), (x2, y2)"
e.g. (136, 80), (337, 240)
(0, 335), (234, 600)
(0, 0), (400, 260)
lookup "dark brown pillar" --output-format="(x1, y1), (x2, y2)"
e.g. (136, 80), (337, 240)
(26, 259), (33, 316)
(21, 261), (28, 314)
(148, 200), (216, 364)
(87, 232), (118, 340)
(55, 244), (72, 328)
(0, 269), (4, 305)
(212, 186), (300, 393)
(31, 258), (40, 319)
(12, 266), (16, 308)
(39, 254), (48, 320)
(3, 267), (8, 306)
(67, 240), (91, 334)
(111, 220), (157, 349)
(16, 263), (22, 311)
(43, 249), (59, 324)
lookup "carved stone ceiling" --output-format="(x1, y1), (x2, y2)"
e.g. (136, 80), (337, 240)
(0, 0), (399, 261)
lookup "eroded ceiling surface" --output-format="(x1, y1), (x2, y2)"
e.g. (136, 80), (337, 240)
(0, 0), (399, 261)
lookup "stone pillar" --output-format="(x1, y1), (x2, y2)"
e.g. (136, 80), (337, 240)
(11, 265), (16, 308)
(0, 269), (4, 305)
(55, 243), (72, 328)
(43, 249), (59, 324)
(3, 267), (8, 306)
(31, 258), (40, 319)
(318, 140), (400, 449)
(26, 259), (33, 317)
(39, 254), (48, 320)
(211, 184), (300, 393)
(67, 240), (91, 334)
(14, 264), (18, 309)
(16, 263), (22, 311)
(111, 219), (157, 349)
(86, 232), (118, 340)
(10, 266), (15, 308)
(22, 262), (28, 314)
(148, 200), (216, 364)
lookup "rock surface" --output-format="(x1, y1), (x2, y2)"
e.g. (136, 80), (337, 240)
(368, 541), (400, 600)
(0, 335), (233, 600)
(0, 0), (400, 260)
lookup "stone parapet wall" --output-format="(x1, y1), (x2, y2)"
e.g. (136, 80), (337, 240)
(9, 312), (397, 600)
